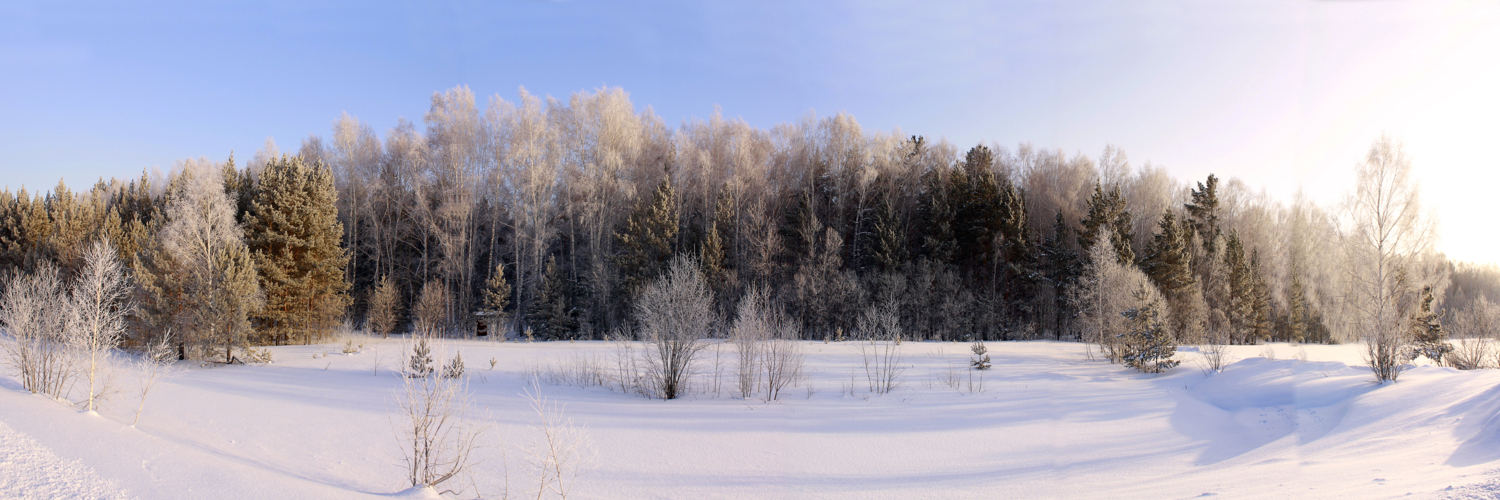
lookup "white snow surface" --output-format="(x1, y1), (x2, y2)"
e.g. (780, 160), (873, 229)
(2, 339), (1499, 499)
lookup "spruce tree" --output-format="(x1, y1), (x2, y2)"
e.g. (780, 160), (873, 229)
(917, 168), (957, 264)
(246, 155), (351, 345)
(616, 170), (678, 297)
(870, 196), (907, 272)
(529, 256), (578, 340)
(145, 161), (263, 361)
(1118, 283), (1180, 373)
(1040, 210), (1081, 335)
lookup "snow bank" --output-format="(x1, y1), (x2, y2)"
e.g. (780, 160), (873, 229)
(0, 416), (134, 500)
(0, 339), (1497, 499)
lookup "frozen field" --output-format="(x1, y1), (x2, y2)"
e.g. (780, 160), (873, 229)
(3, 338), (1500, 499)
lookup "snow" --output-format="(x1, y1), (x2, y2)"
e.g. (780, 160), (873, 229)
(2, 338), (1499, 499)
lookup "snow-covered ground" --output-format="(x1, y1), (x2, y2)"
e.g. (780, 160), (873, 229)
(2, 338), (1499, 499)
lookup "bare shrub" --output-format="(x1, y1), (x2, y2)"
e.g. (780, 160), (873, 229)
(0, 264), (74, 400)
(856, 307), (905, 395)
(730, 288), (770, 399)
(1447, 338), (1493, 370)
(635, 256), (715, 400)
(394, 370), (483, 494)
(133, 332), (177, 426)
(529, 355), (610, 388)
(1197, 328), (1233, 374)
(524, 382), (595, 499)
(761, 336), (803, 402)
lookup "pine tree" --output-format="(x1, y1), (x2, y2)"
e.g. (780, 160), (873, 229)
(1223, 233), (1253, 343)
(482, 262), (512, 319)
(144, 160), (263, 361)
(917, 168), (957, 264)
(246, 155), (351, 345)
(366, 275), (400, 338)
(1287, 268), (1307, 342)
(616, 170), (678, 297)
(408, 336), (434, 377)
(1409, 285), (1451, 362)
(970, 340), (992, 370)
(1142, 212), (1194, 295)
(1040, 210), (1081, 335)
(1078, 182), (1133, 266)
(1248, 250), (1273, 342)
(1184, 174), (1221, 254)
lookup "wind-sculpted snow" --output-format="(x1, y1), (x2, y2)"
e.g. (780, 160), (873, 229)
(0, 339), (1498, 499)
(0, 417), (134, 500)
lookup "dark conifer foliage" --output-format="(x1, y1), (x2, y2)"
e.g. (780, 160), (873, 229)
(0, 86), (1478, 350)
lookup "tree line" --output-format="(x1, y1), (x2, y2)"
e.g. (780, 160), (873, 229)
(0, 85), (1490, 361)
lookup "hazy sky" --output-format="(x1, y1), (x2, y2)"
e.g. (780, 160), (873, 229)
(2, 0), (1498, 265)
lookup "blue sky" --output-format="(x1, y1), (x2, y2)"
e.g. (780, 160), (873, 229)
(3, 0), (1499, 264)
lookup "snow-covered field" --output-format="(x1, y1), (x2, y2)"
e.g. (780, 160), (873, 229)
(3, 338), (1500, 499)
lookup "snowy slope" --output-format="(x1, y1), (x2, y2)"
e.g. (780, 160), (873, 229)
(1, 339), (1498, 499)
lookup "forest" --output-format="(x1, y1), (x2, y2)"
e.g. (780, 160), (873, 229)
(0, 85), (1495, 366)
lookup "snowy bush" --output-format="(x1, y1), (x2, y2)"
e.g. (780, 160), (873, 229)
(856, 307), (905, 394)
(133, 333), (177, 426)
(0, 263), (75, 400)
(634, 256), (715, 400)
(394, 371), (482, 494)
(729, 286), (805, 401)
(1197, 329), (1233, 374)
(243, 347), (274, 364)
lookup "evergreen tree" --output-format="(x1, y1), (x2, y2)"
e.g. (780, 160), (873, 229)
(616, 170), (678, 297)
(1223, 233), (1253, 343)
(529, 256), (578, 340)
(246, 155), (351, 345)
(1409, 285), (1451, 362)
(1040, 210), (1081, 336)
(142, 160), (263, 361)
(366, 275), (400, 338)
(1184, 174), (1221, 254)
(222, 154), (256, 225)
(1287, 268), (1307, 342)
(1142, 212), (1194, 295)
(970, 340), (992, 370)
(917, 168), (957, 264)
(482, 262), (512, 319)
(1078, 182), (1133, 266)
(1118, 283), (1180, 373)
(1248, 249), (1273, 341)
(870, 196), (907, 272)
